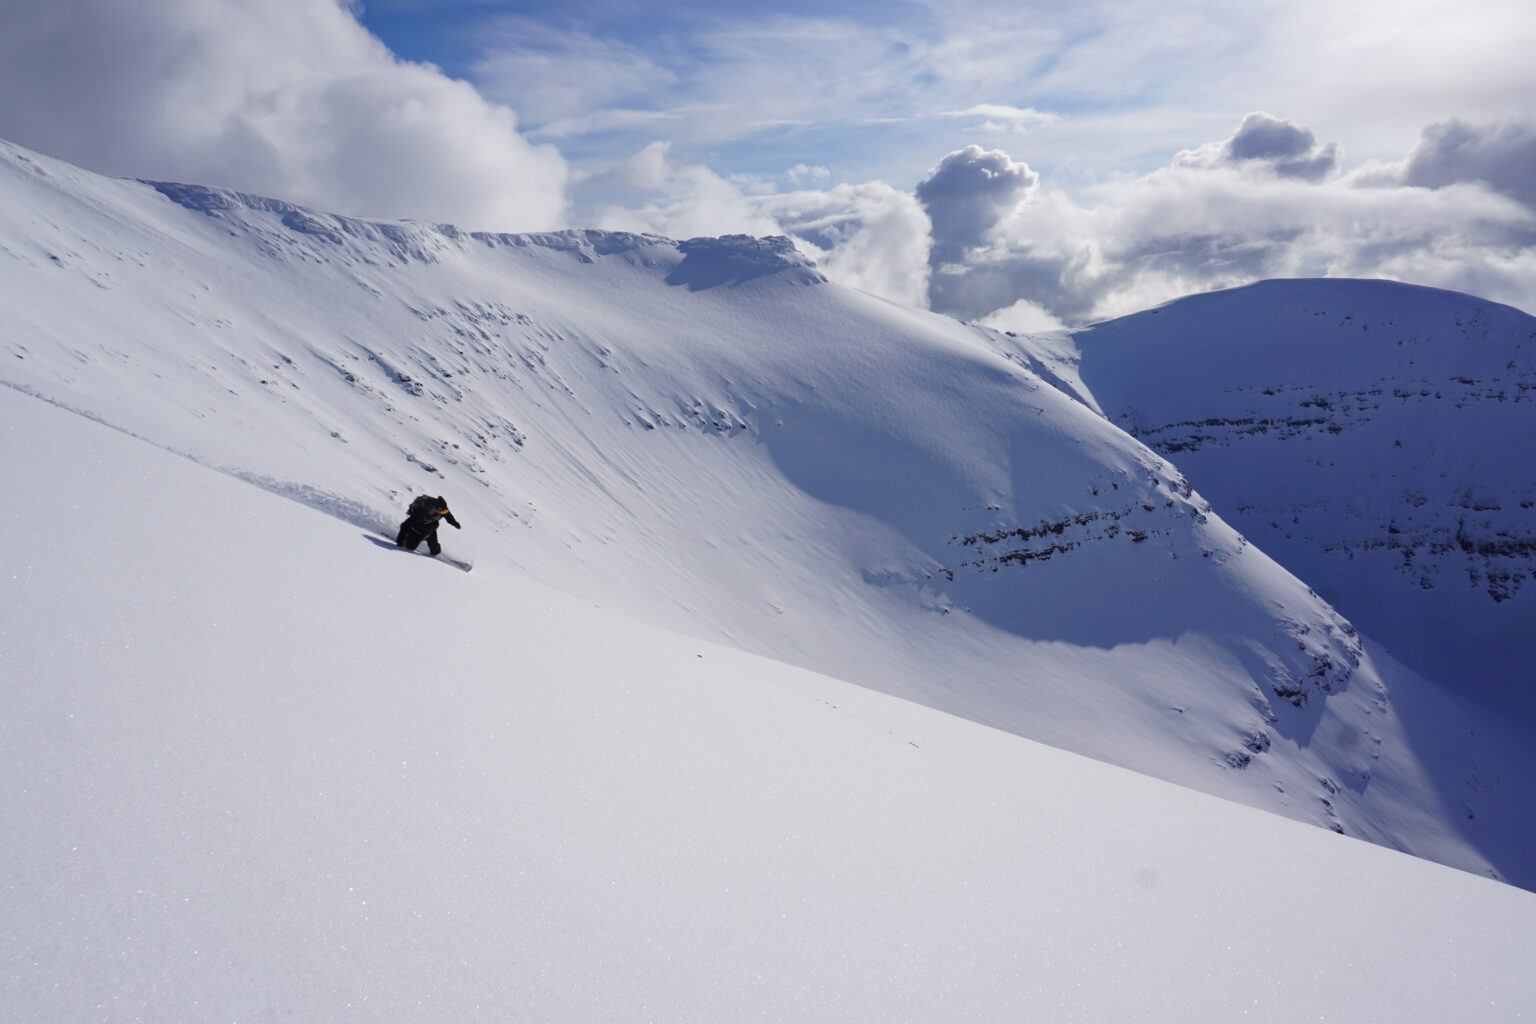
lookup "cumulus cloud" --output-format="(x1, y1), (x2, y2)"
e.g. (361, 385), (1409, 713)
(588, 116), (1534, 331)
(915, 145), (1040, 265)
(1400, 118), (1536, 209)
(590, 143), (782, 240)
(1060, 162), (1532, 319)
(759, 183), (933, 309)
(586, 144), (930, 308)
(1174, 112), (1340, 182)
(920, 114), (1536, 327)
(5, 1), (1533, 336)
(0, 0), (568, 231)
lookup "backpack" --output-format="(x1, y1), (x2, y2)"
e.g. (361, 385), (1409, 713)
(408, 494), (445, 519)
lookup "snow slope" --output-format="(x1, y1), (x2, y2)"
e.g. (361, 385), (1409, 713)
(1070, 280), (1536, 723)
(7, 377), (1536, 1023)
(1, 138), (1532, 887)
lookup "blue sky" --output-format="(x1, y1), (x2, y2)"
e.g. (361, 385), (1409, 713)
(354, 0), (1166, 191)
(3, 0), (1535, 326)
(355, 0), (1535, 195)
(360, 0), (1005, 187)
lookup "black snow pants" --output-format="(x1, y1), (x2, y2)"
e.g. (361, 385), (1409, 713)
(395, 519), (442, 556)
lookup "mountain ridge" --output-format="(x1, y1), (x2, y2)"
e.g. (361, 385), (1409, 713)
(1066, 277), (1536, 722)
(2, 136), (1531, 885)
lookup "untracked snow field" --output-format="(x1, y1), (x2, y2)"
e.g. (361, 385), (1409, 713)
(3, 138), (1531, 886)
(4, 137), (1536, 1020)
(5, 369), (1535, 1021)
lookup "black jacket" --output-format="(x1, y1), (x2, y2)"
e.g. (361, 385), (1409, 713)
(404, 494), (461, 531)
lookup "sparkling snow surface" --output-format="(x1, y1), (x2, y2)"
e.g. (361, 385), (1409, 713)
(6, 385), (1535, 1022)
(3, 139), (1536, 1018)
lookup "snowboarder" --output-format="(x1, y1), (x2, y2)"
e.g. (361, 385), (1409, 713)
(395, 494), (461, 557)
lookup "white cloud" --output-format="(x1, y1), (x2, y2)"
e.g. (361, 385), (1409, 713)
(942, 105), (1058, 135)
(0, 0), (569, 231)
(760, 183), (933, 309)
(591, 144), (781, 240)
(434, 0), (1536, 206)
(472, 17), (678, 131)
(1400, 118), (1536, 209)
(583, 144), (930, 308)
(529, 108), (690, 142)
(581, 141), (677, 194)
(784, 164), (832, 187)
(1174, 112), (1340, 181)
(918, 114), (1536, 325)
(980, 298), (1067, 335)
(6, 1), (1535, 332)
(719, 164), (835, 198)
(462, 8), (1072, 177)
(915, 145), (1040, 265)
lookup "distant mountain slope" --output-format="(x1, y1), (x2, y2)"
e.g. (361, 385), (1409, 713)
(1071, 279), (1536, 723)
(2, 138), (1531, 884)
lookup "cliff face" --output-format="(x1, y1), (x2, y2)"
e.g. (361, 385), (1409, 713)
(1070, 278), (1536, 722)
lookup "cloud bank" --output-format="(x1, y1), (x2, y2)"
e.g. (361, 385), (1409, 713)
(1, 1), (1533, 328)
(571, 112), (1536, 329)
(584, 143), (931, 309)
(0, 0), (568, 231)
(1401, 118), (1536, 209)
(904, 115), (1536, 327)
(759, 184), (933, 310)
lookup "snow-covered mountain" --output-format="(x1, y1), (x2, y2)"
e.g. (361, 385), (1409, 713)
(10, 383), (1536, 1021)
(6, 135), (1536, 1019)
(2, 132), (1532, 905)
(1067, 280), (1536, 724)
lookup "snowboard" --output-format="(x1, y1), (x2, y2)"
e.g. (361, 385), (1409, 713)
(380, 532), (473, 572)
